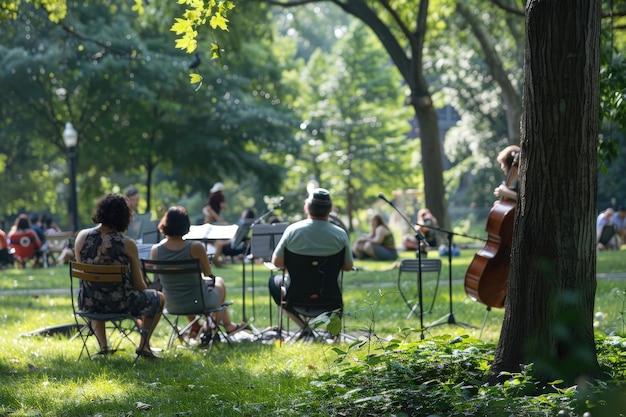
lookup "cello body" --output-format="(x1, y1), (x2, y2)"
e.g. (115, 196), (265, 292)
(464, 199), (516, 308)
(465, 149), (519, 308)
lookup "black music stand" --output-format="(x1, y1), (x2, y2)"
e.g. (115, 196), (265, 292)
(239, 200), (283, 322)
(243, 222), (288, 325)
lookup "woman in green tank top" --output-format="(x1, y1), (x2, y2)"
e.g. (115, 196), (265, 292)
(352, 214), (398, 261)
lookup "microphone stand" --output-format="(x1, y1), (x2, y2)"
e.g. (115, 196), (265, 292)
(411, 221), (477, 330)
(379, 195), (427, 339)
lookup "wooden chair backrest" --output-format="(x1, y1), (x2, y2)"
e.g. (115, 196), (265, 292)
(70, 262), (129, 283)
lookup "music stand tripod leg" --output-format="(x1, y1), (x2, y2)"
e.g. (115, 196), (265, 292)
(416, 236), (425, 339)
(479, 307), (491, 339)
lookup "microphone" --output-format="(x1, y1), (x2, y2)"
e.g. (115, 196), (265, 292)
(377, 192), (394, 206)
(378, 191), (428, 246)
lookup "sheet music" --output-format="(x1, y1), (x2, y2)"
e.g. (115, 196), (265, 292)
(184, 224), (238, 241)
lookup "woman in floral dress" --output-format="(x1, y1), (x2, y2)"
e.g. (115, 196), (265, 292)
(74, 193), (164, 359)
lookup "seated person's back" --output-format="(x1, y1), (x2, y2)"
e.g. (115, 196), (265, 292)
(8, 214), (42, 262)
(272, 189), (353, 267)
(150, 206), (246, 335)
(269, 188), (354, 329)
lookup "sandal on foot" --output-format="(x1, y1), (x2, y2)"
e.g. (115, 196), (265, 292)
(226, 322), (248, 336)
(96, 349), (117, 356)
(135, 349), (162, 360)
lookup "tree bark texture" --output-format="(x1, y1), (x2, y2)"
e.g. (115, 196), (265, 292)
(489, 0), (601, 384)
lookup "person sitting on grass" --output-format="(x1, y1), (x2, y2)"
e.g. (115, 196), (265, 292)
(352, 213), (398, 261)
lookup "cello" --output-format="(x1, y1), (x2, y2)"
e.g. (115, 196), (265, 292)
(464, 151), (519, 308)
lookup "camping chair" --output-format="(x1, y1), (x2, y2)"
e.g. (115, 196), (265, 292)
(397, 258), (442, 319)
(9, 231), (42, 268)
(69, 262), (145, 361)
(279, 248), (346, 343)
(141, 258), (232, 350)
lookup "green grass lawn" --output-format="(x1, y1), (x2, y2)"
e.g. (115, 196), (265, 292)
(0, 249), (625, 416)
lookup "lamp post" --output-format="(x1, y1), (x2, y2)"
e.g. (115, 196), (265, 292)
(63, 122), (79, 232)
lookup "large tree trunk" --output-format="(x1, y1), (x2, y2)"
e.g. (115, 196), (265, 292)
(488, 0), (601, 384)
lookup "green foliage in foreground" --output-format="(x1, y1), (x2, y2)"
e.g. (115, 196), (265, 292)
(1, 331), (625, 416)
(300, 335), (626, 417)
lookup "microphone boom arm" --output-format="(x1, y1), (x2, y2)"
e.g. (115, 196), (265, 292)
(378, 193), (427, 245)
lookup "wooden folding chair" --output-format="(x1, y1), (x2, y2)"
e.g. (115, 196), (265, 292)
(69, 262), (144, 361)
(141, 258), (232, 350)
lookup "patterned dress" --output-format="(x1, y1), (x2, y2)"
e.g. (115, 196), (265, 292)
(78, 228), (160, 316)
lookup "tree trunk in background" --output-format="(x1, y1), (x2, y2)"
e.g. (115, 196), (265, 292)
(456, 2), (522, 145)
(489, 0), (601, 384)
(410, 98), (449, 230)
(331, 0), (450, 229)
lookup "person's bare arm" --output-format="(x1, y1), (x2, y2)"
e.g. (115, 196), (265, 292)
(369, 225), (388, 245)
(494, 184), (517, 201)
(189, 241), (214, 277)
(73, 229), (88, 262)
(124, 238), (147, 290)
(272, 254), (285, 269)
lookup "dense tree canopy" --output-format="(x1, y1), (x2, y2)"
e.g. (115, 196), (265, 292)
(0, 0), (296, 226)
(2, 0), (625, 228)
(277, 12), (414, 230)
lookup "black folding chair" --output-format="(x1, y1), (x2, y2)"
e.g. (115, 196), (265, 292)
(69, 262), (144, 361)
(141, 258), (232, 350)
(279, 248), (346, 343)
(397, 258), (442, 319)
